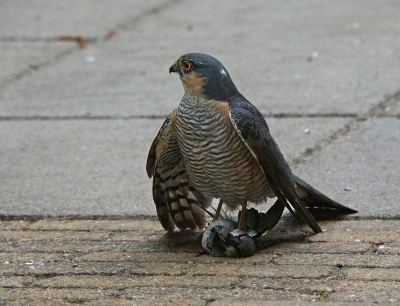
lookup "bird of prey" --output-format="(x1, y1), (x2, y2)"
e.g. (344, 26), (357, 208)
(146, 53), (357, 232)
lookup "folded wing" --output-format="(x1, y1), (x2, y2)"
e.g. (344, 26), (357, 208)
(229, 104), (322, 233)
(146, 113), (212, 231)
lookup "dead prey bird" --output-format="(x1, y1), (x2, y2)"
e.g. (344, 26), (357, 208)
(202, 207), (280, 257)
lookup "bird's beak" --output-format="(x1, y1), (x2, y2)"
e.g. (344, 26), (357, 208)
(169, 60), (178, 74)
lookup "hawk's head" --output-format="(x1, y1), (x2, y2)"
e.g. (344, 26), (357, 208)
(169, 53), (239, 101)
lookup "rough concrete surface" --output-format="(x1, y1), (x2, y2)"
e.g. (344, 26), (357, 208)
(1, 219), (399, 305)
(295, 117), (400, 218)
(0, 0), (399, 304)
(2, 1), (400, 118)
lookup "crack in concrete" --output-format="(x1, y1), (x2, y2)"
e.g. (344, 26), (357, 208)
(0, 47), (77, 89)
(111, 0), (182, 33)
(0, 37), (98, 43)
(0, 0), (182, 90)
(291, 90), (400, 167)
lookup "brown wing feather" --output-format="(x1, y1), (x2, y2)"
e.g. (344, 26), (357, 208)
(146, 113), (211, 231)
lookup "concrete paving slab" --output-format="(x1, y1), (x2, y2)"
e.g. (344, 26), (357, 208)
(0, 42), (182, 118)
(384, 96), (400, 117)
(0, 41), (73, 86)
(0, 119), (159, 216)
(0, 117), (348, 217)
(294, 117), (400, 218)
(124, 0), (400, 116)
(0, 0), (167, 37)
(1, 0), (399, 118)
(0, 0), (175, 91)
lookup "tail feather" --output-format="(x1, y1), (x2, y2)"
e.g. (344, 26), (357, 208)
(152, 172), (175, 231)
(157, 163), (211, 230)
(294, 175), (358, 214)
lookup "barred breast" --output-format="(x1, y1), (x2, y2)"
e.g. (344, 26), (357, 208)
(172, 96), (274, 208)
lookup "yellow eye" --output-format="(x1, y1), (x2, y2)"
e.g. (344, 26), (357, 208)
(182, 62), (193, 71)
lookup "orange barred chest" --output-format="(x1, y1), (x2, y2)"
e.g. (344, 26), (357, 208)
(173, 96), (272, 207)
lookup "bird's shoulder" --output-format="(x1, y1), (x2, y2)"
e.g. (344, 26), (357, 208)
(227, 94), (270, 134)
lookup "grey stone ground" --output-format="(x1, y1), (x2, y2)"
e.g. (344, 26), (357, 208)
(0, 0), (399, 304)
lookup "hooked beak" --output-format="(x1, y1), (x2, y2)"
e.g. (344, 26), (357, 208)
(169, 60), (178, 74)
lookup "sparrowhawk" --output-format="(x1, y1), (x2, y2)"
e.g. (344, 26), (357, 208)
(146, 53), (357, 232)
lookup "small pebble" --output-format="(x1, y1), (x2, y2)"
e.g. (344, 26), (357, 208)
(344, 187), (352, 191)
(346, 22), (360, 29)
(85, 56), (96, 63)
(304, 128), (310, 134)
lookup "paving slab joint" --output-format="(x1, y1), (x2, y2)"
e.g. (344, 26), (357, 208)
(364, 90), (400, 119)
(112, 0), (182, 32)
(292, 89), (400, 167)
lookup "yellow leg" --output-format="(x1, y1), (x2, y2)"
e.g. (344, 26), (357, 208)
(237, 200), (247, 230)
(212, 199), (223, 222)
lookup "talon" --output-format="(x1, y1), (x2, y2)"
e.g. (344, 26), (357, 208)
(237, 200), (247, 230)
(195, 231), (204, 244)
(212, 199), (223, 222)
